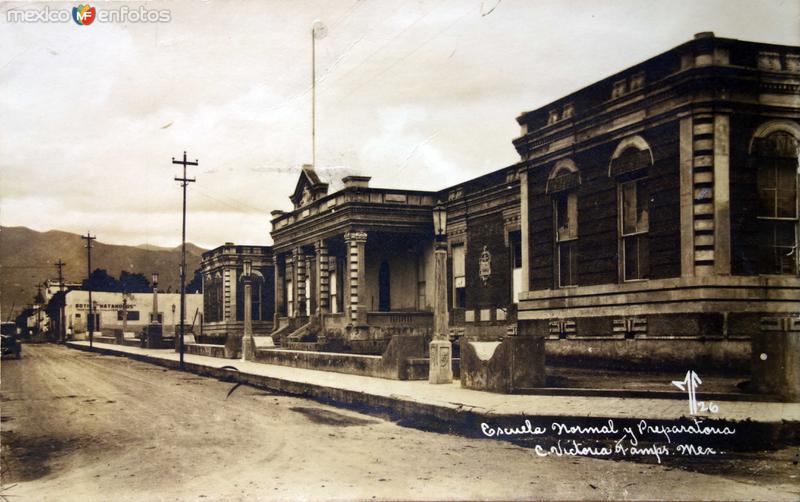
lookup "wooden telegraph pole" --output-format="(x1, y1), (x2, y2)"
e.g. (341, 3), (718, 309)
(81, 233), (96, 347)
(55, 259), (66, 342)
(172, 151), (197, 370)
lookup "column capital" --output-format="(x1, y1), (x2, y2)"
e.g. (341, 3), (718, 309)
(344, 230), (368, 243)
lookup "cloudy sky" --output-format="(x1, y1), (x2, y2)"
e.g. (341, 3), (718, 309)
(1, 0), (798, 249)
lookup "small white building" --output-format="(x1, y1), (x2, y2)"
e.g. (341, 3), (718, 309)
(65, 290), (203, 335)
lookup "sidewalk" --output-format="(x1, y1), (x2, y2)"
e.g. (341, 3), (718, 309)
(66, 341), (800, 447)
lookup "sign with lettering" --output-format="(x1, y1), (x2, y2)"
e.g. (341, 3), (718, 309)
(479, 245), (491, 285)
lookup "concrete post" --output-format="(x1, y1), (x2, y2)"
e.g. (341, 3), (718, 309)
(429, 241), (453, 384)
(151, 284), (160, 324)
(241, 271), (254, 361)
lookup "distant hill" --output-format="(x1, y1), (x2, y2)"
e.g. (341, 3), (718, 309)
(0, 226), (207, 320)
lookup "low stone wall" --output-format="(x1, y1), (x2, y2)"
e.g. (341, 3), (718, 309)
(203, 320), (273, 338)
(544, 339), (750, 373)
(253, 335), (431, 380)
(461, 337), (546, 393)
(406, 358), (461, 380)
(184, 343), (227, 359)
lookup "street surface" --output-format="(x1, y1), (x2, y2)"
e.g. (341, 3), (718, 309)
(1, 344), (798, 501)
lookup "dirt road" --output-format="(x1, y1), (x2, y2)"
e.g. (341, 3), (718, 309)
(1, 344), (797, 501)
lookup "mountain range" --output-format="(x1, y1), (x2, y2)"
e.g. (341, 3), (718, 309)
(0, 226), (207, 321)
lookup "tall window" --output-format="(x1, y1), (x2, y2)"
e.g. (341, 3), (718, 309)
(329, 256), (338, 314)
(554, 191), (578, 287)
(417, 253), (427, 310)
(452, 243), (466, 308)
(620, 177), (650, 280)
(509, 231), (522, 303)
(252, 280), (262, 321)
(286, 278), (294, 317)
(755, 131), (798, 275)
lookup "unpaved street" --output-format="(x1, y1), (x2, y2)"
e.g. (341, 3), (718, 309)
(1, 345), (798, 501)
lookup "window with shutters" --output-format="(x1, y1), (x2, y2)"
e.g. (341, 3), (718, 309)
(554, 190), (578, 287)
(619, 177), (650, 281)
(754, 131), (799, 275)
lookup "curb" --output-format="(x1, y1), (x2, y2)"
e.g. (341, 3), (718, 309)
(67, 342), (800, 452)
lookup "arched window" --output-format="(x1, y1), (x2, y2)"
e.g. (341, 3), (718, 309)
(547, 160), (580, 287)
(751, 124), (799, 275)
(610, 136), (653, 281)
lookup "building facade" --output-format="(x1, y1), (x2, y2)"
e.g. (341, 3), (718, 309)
(65, 290), (203, 336)
(200, 243), (275, 340)
(513, 33), (799, 369)
(202, 33), (799, 374)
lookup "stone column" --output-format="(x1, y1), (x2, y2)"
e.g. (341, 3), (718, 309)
(315, 240), (330, 314)
(344, 231), (368, 325)
(519, 168), (530, 293)
(274, 258), (284, 324)
(713, 113), (731, 276)
(305, 254), (314, 316)
(429, 240), (453, 384)
(293, 247), (306, 318)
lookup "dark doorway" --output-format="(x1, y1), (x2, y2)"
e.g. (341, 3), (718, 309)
(378, 261), (390, 311)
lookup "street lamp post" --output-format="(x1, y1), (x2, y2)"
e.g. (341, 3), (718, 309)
(122, 297), (128, 333)
(151, 272), (160, 325)
(241, 260), (254, 361)
(429, 202), (453, 384)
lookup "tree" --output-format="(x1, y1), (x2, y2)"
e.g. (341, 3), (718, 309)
(119, 271), (151, 293)
(186, 269), (203, 294)
(81, 269), (122, 292)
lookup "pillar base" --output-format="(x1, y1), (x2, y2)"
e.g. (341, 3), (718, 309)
(751, 331), (800, 402)
(241, 334), (255, 362)
(429, 340), (453, 384)
(143, 324), (163, 349)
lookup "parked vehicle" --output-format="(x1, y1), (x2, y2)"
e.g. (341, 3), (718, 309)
(1, 334), (21, 359)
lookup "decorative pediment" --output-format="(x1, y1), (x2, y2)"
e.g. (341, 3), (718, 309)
(290, 164), (329, 209)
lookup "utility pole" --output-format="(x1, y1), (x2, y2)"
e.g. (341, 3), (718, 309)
(81, 232), (96, 348)
(55, 259), (66, 343)
(172, 151), (197, 370)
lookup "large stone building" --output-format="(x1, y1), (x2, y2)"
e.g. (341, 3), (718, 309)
(513, 33), (799, 371)
(200, 243), (274, 341)
(210, 34), (799, 382)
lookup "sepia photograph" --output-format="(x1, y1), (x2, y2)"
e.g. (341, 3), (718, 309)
(1, 0), (799, 500)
